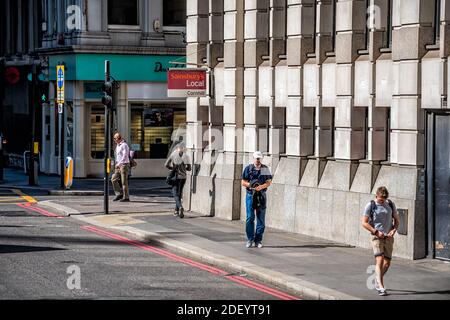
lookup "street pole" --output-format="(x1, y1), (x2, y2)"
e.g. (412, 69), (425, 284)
(59, 102), (65, 189)
(56, 62), (65, 189)
(29, 64), (38, 186)
(189, 144), (195, 212)
(28, 65), (36, 185)
(0, 59), (5, 182)
(104, 60), (111, 215)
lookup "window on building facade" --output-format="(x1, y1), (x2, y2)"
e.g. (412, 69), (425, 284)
(130, 104), (186, 159)
(387, 0), (393, 48)
(163, 0), (186, 27)
(332, 0), (336, 52)
(434, 0), (441, 44)
(365, 0), (370, 50)
(364, 108), (369, 159)
(11, 2), (18, 54)
(313, 0), (317, 54)
(90, 107), (105, 159)
(108, 0), (139, 26)
(386, 109), (391, 162)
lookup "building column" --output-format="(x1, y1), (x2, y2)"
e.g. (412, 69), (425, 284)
(49, 82), (58, 174)
(315, 0), (334, 159)
(184, 0), (210, 214)
(364, 0), (390, 163)
(214, 0), (244, 220)
(116, 82), (128, 142)
(41, 102), (51, 174)
(244, 0), (269, 158)
(267, 0), (287, 170)
(334, 0), (366, 161)
(73, 81), (87, 178)
(390, 0), (433, 166)
(286, 0), (315, 162)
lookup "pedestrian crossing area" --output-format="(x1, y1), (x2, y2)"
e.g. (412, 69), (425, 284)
(0, 189), (37, 204)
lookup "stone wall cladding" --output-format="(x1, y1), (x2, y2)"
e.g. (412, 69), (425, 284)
(185, 0), (448, 260)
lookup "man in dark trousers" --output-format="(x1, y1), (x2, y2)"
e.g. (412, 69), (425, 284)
(241, 151), (272, 248)
(165, 143), (191, 218)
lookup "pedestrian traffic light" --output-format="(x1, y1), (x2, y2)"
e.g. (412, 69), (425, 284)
(102, 80), (113, 109)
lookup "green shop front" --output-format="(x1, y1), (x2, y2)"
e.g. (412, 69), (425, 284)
(41, 53), (186, 178)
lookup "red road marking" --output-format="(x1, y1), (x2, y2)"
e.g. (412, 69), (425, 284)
(225, 275), (300, 300)
(81, 226), (228, 276)
(17, 203), (63, 218)
(81, 225), (301, 300)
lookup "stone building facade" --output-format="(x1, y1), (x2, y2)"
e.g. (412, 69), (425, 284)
(37, 0), (187, 178)
(184, 0), (450, 260)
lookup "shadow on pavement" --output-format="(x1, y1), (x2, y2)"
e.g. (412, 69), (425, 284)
(263, 244), (355, 249)
(0, 244), (67, 254)
(387, 289), (450, 296)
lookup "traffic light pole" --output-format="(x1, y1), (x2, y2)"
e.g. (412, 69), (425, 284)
(0, 59), (5, 182)
(104, 60), (111, 215)
(60, 103), (65, 189)
(28, 65), (36, 185)
(29, 64), (39, 186)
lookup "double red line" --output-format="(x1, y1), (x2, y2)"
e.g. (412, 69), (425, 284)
(17, 201), (300, 300)
(17, 202), (63, 218)
(82, 225), (300, 300)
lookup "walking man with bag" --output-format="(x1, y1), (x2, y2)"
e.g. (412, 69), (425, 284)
(241, 151), (272, 248)
(362, 186), (400, 296)
(111, 132), (131, 202)
(165, 143), (191, 218)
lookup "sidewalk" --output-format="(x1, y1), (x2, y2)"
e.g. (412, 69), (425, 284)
(38, 195), (450, 300)
(0, 168), (170, 196)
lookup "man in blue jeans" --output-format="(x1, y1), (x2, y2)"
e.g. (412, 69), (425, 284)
(241, 151), (272, 248)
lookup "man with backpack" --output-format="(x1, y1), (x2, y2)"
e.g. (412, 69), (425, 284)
(362, 186), (400, 296)
(241, 151), (272, 249)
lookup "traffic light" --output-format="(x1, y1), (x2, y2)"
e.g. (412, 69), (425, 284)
(102, 80), (113, 109)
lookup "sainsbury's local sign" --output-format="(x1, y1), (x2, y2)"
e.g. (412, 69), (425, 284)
(167, 68), (207, 98)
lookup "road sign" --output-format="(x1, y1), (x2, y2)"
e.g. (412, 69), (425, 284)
(58, 103), (63, 114)
(167, 68), (207, 98)
(56, 65), (65, 103)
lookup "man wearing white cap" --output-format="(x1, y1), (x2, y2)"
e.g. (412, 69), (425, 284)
(241, 151), (273, 248)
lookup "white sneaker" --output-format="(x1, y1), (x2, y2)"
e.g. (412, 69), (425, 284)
(256, 242), (263, 248)
(246, 241), (253, 248)
(375, 281), (382, 292)
(378, 288), (388, 296)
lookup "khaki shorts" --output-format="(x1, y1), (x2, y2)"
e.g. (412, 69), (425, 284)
(372, 236), (394, 260)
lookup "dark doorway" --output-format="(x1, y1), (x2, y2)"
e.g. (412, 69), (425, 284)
(427, 112), (450, 261)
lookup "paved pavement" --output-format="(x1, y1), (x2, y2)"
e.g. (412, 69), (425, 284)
(0, 200), (298, 300)
(2, 168), (450, 300)
(37, 195), (450, 300)
(0, 168), (171, 196)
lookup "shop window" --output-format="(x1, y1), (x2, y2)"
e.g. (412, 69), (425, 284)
(130, 104), (186, 159)
(108, 0), (139, 26)
(163, 0), (186, 27)
(90, 107), (105, 159)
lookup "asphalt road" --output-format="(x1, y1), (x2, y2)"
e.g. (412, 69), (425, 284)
(0, 189), (299, 301)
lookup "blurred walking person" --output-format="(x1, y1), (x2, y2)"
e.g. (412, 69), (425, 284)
(165, 143), (191, 218)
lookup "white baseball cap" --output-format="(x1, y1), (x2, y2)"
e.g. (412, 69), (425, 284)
(253, 151), (263, 159)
